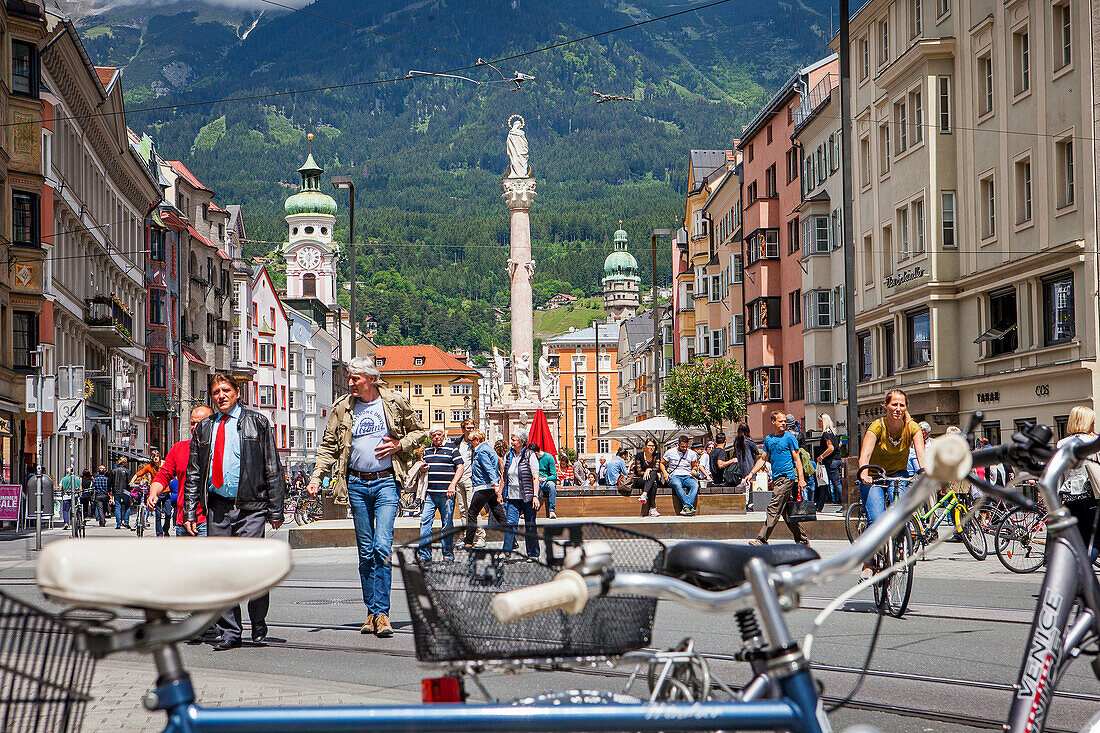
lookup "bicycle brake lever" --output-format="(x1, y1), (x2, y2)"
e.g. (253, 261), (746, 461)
(966, 472), (1038, 511)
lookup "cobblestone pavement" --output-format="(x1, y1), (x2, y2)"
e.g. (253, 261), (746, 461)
(83, 658), (414, 731)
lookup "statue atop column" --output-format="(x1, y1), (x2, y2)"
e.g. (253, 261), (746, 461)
(506, 115), (529, 179)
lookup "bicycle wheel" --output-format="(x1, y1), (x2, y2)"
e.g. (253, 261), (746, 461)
(295, 497), (324, 526)
(845, 502), (868, 543)
(954, 504), (987, 560)
(995, 507), (1047, 573)
(71, 504), (83, 538)
(135, 503), (146, 537)
(873, 527), (914, 617)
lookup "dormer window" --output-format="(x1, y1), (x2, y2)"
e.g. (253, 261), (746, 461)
(305, 226), (314, 235)
(414, 357), (425, 366)
(375, 357), (385, 367)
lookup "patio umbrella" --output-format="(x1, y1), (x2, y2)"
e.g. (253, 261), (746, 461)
(528, 408), (557, 456)
(601, 416), (706, 449)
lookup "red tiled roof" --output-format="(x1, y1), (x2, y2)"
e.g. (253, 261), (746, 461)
(94, 66), (117, 89)
(207, 202), (229, 215)
(168, 160), (213, 193)
(182, 346), (207, 365)
(372, 345), (478, 375)
(186, 224), (215, 249)
(160, 210), (187, 232)
(216, 249), (231, 261)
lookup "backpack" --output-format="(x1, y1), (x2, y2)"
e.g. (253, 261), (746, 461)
(798, 448), (814, 481)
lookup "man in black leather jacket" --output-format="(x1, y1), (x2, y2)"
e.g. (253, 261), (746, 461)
(184, 372), (285, 650)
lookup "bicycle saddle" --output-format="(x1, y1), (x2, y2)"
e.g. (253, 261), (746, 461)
(37, 538), (291, 611)
(663, 541), (820, 591)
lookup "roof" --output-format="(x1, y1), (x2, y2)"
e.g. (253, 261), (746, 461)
(620, 310), (655, 351)
(94, 66), (117, 90)
(160, 209), (187, 231)
(544, 321), (620, 347)
(371, 345), (479, 375)
(185, 224), (215, 249)
(207, 202), (229, 215)
(689, 150), (728, 190)
(738, 53), (837, 149)
(182, 346), (207, 365)
(168, 160), (213, 193)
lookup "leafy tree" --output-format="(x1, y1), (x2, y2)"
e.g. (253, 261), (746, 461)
(663, 359), (750, 439)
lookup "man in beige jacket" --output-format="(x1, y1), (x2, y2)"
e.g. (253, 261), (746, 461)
(308, 356), (426, 637)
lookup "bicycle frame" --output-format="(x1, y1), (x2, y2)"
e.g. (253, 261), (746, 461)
(912, 489), (962, 536)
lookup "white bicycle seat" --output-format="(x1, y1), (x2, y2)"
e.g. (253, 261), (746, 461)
(37, 538), (292, 612)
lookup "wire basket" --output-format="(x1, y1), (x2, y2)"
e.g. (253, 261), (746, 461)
(0, 590), (97, 733)
(396, 522), (666, 663)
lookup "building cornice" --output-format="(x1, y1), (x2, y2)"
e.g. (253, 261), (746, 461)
(874, 37), (956, 90)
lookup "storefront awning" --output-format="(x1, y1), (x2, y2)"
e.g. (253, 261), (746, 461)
(974, 322), (1016, 343)
(182, 346), (207, 365)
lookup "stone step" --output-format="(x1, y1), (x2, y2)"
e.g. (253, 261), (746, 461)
(552, 492), (745, 517)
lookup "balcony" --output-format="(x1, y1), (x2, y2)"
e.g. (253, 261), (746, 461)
(793, 73), (834, 130)
(85, 296), (134, 348)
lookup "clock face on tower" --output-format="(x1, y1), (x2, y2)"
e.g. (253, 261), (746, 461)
(295, 246), (322, 270)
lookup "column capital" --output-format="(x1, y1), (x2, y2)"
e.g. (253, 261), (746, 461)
(502, 177), (537, 209)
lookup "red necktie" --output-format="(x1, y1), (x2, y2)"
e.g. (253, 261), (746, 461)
(212, 415), (228, 488)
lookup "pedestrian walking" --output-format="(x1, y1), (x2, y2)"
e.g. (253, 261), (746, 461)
(634, 438), (667, 517)
(465, 429), (506, 546)
(79, 469), (93, 524)
(448, 419), (485, 547)
(184, 373), (285, 651)
(90, 466), (109, 526)
(1057, 406), (1100, 553)
(310, 356), (426, 639)
(537, 444), (558, 519)
(149, 406), (215, 537)
(417, 426), (465, 562)
(59, 467), (77, 530)
(662, 435), (700, 516)
(733, 424), (761, 511)
(817, 414), (844, 510)
(502, 429), (540, 558)
(746, 411), (810, 546)
(109, 458), (132, 530)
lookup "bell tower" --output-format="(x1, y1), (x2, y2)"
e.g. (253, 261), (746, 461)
(284, 134), (338, 306)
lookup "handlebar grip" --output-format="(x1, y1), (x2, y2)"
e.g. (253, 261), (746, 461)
(491, 569), (589, 624)
(970, 446), (1011, 469)
(926, 434), (972, 482)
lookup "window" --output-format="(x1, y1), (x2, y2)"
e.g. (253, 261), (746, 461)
(12, 191), (39, 247)
(575, 437), (586, 455)
(880, 18), (890, 63)
(216, 320), (228, 346)
(790, 362), (805, 401)
(598, 439), (611, 454)
(709, 274), (722, 302)
(809, 366), (834, 404)
(938, 0), (949, 15)
(938, 76), (951, 132)
(434, 409), (445, 423)
(910, 0), (922, 37)
(897, 206), (909, 260)
(306, 430), (315, 450)
(1054, 2), (1071, 70)
(984, 421), (1002, 446)
(941, 191), (956, 248)
(574, 375), (585, 397)
(863, 234), (874, 284)
(1056, 137), (1075, 208)
(289, 430), (298, 450)
(858, 332), (873, 381)
(731, 254), (743, 284)
(434, 383), (443, 395)
(148, 353), (166, 389)
(747, 181), (758, 204)
(789, 289), (802, 326)
(907, 309), (932, 367)
(731, 314), (744, 345)
(1054, 416), (1069, 440)
(259, 343), (275, 364)
(765, 165), (777, 197)
(259, 386), (276, 407)
(1042, 272), (1075, 345)
(912, 199), (925, 254)
(289, 391), (298, 410)
(452, 382), (472, 396)
(575, 404), (586, 429)
(882, 225), (893, 273)
(860, 36), (869, 80)
(414, 384), (423, 396)
(306, 394), (315, 412)
(232, 332), (241, 362)
(12, 41), (37, 97)
(911, 89), (923, 144)
(804, 290), (833, 329)
(598, 405), (611, 428)
(150, 290), (166, 325)
(978, 53), (993, 116)
(415, 410), (424, 422)
(1013, 28), (1030, 94)
(879, 124), (891, 174)
(750, 367), (783, 402)
(305, 357), (314, 377)
(747, 296), (780, 331)
(884, 322), (896, 376)
(1015, 158), (1032, 224)
(895, 100), (908, 153)
(288, 352), (297, 372)
(980, 175), (996, 239)
(786, 148), (799, 183)
(150, 229), (166, 261)
(452, 409), (472, 423)
(983, 288), (1019, 357)
(860, 137), (871, 187)
(746, 229), (779, 264)
(787, 219), (800, 254)
(599, 375), (611, 398)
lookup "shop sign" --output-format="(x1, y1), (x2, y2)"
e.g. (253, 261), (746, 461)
(0, 485), (20, 522)
(884, 266), (926, 289)
(977, 391), (1000, 403)
(1035, 384), (1051, 397)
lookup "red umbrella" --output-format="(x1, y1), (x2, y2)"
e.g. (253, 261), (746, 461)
(529, 408), (557, 456)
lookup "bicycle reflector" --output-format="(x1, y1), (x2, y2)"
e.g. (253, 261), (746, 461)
(421, 676), (463, 703)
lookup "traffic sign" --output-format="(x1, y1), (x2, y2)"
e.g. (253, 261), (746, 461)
(57, 366), (86, 400)
(25, 375), (55, 413)
(55, 397), (85, 435)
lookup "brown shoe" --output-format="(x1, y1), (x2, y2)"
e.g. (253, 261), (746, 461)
(360, 613), (375, 634)
(374, 613), (394, 638)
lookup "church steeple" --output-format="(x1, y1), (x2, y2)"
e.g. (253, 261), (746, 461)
(284, 135), (338, 306)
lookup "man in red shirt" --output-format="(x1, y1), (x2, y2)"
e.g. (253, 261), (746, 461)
(148, 406), (214, 535)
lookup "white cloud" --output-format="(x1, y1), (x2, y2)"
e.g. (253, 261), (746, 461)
(65, 0), (312, 10)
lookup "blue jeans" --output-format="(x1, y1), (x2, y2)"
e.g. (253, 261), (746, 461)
(540, 479), (557, 513)
(825, 459), (844, 503)
(862, 471), (911, 524)
(155, 496), (173, 536)
(503, 498), (539, 557)
(418, 492), (455, 562)
(175, 522), (208, 536)
(348, 475), (400, 614)
(114, 492), (131, 527)
(61, 499), (71, 525)
(669, 474), (699, 511)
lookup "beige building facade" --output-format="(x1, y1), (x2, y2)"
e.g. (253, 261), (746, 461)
(844, 0), (1097, 442)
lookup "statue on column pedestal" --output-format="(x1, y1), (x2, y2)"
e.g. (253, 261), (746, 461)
(512, 351), (533, 402)
(538, 350), (555, 402)
(506, 115), (529, 179)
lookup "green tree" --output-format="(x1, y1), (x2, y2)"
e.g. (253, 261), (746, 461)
(663, 359), (750, 438)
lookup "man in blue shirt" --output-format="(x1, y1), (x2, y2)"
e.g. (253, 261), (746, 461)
(745, 411), (809, 545)
(606, 447), (629, 490)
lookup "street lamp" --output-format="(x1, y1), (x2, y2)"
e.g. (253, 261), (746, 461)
(331, 176), (356, 361)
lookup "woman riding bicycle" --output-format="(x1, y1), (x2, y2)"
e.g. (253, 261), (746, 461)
(857, 388), (926, 524)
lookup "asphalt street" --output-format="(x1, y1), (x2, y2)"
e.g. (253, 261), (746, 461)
(2, 521), (1099, 732)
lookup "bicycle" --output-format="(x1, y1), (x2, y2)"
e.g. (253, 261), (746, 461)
(69, 494), (85, 539)
(283, 485), (324, 525)
(398, 489), (420, 518)
(13, 424), (1100, 733)
(849, 466), (914, 618)
(909, 486), (987, 561)
(132, 487), (149, 537)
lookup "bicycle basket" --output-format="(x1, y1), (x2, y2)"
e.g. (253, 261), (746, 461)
(0, 590), (97, 733)
(395, 522), (666, 663)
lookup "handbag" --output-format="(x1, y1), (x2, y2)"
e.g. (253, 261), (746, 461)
(785, 485), (818, 523)
(615, 472), (633, 497)
(815, 463), (828, 485)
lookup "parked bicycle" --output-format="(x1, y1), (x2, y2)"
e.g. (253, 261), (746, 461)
(69, 496), (85, 539)
(284, 484), (324, 526)
(909, 484), (987, 560)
